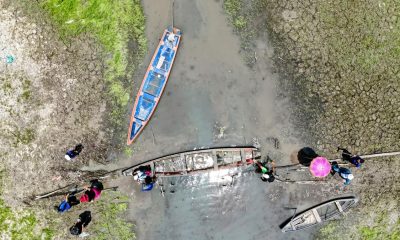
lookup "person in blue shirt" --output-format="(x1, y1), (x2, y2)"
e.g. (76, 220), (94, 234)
(331, 161), (354, 185)
(55, 193), (80, 213)
(337, 147), (365, 168)
(141, 176), (155, 191)
(65, 144), (84, 161)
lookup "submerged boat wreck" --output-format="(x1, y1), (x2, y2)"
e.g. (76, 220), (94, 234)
(127, 27), (182, 145)
(122, 147), (261, 177)
(280, 196), (358, 232)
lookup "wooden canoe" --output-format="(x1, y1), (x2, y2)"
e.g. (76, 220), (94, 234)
(122, 147), (261, 177)
(280, 196), (358, 232)
(127, 27), (182, 145)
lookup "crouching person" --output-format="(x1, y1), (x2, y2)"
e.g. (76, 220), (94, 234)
(70, 211), (91, 237)
(331, 161), (354, 185)
(80, 179), (104, 203)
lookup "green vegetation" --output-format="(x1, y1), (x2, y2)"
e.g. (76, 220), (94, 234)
(92, 191), (135, 240)
(41, 0), (147, 127)
(9, 127), (36, 147)
(20, 79), (31, 101)
(318, 211), (400, 240)
(2, 80), (12, 94)
(360, 213), (400, 240)
(0, 174), (54, 240)
(10, 127), (36, 146)
(317, 221), (340, 240)
(124, 146), (134, 157)
(223, 0), (266, 65)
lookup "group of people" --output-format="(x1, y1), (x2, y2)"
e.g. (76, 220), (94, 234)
(55, 179), (104, 236)
(128, 165), (156, 191)
(59, 142), (104, 237)
(331, 147), (365, 185)
(253, 147), (365, 186)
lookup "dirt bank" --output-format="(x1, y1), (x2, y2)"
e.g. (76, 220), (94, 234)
(0, 0), (109, 206)
(222, 0), (400, 238)
(0, 0), (140, 238)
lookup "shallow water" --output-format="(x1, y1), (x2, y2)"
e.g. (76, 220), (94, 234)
(126, 169), (328, 240)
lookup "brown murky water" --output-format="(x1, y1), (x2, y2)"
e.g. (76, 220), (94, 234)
(121, 0), (330, 239)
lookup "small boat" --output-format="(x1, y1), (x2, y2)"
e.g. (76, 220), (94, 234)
(122, 147), (261, 177)
(280, 196), (358, 232)
(127, 27), (182, 145)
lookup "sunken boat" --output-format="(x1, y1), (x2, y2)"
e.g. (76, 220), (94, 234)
(122, 147), (261, 177)
(280, 196), (358, 232)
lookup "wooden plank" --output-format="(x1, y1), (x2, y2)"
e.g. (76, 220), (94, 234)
(290, 222), (296, 231)
(312, 209), (322, 223)
(212, 150), (218, 170)
(335, 201), (344, 213)
(180, 153), (188, 175)
(240, 149), (246, 164)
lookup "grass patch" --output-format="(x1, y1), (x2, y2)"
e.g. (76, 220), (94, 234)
(41, 0), (147, 129)
(19, 79), (31, 102)
(0, 173), (54, 240)
(2, 80), (13, 94)
(223, 0), (266, 65)
(316, 192), (400, 240)
(360, 212), (400, 240)
(123, 146), (134, 157)
(92, 191), (135, 239)
(10, 127), (36, 146)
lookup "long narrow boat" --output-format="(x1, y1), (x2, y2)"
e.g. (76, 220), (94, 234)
(122, 147), (261, 177)
(280, 196), (358, 232)
(127, 27), (182, 145)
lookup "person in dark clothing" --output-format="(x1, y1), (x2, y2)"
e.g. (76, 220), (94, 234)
(56, 193), (80, 213)
(65, 144), (84, 161)
(337, 147), (365, 168)
(255, 158), (276, 183)
(80, 179), (104, 203)
(331, 161), (354, 185)
(141, 176), (155, 191)
(70, 211), (92, 236)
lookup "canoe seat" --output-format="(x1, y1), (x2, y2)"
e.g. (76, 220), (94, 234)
(134, 96), (154, 121)
(143, 71), (165, 97)
(156, 56), (165, 69)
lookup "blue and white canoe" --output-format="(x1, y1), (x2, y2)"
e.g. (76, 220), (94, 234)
(127, 27), (182, 145)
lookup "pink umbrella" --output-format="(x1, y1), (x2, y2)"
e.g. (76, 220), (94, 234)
(309, 157), (331, 178)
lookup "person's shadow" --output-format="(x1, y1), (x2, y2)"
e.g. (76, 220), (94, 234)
(297, 147), (319, 166)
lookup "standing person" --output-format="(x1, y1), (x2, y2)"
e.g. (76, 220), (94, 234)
(55, 193), (80, 213)
(79, 179), (104, 203)
(65, 144), (84, 161)
(331, 161), (354, 185)
(70, 211), (91, 236)
(337, 147), (365, 168)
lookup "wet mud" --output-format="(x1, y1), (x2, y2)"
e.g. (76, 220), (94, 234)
(126, 0), (301, 165)
(121, 0), (338, 239)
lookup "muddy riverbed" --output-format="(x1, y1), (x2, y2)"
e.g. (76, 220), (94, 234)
(119, 0), (344, 239)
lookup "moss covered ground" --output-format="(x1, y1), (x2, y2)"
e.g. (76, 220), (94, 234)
(41, 0), (147, 132)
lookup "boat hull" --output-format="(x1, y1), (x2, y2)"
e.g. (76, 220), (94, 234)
(127, 27), (182, 145)
(280, 196), (358, 232)
(122, 146), (261, 177)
